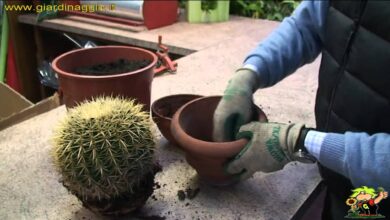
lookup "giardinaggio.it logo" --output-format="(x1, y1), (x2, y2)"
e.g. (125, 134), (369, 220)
(345, 186), (388, 219)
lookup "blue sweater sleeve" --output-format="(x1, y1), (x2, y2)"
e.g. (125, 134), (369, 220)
(320, 133), (390, 189)
(243, 0), (328, 87)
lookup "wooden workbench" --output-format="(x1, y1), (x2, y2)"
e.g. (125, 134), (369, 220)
(1, 14), (323, 219)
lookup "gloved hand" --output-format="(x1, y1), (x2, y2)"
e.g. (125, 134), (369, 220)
(226, 122), (305, 180)
(213, 68), (260, 142)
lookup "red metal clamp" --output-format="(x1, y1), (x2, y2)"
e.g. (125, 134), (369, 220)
(154, 35), (178, 75)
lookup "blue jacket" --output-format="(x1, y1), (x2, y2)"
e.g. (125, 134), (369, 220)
(243, 0), (390, 189)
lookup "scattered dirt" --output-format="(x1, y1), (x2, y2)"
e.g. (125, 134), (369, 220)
(133, 215), (166, 220)
(177, 190), (186, 201)
(186, 188), (200, 200)
(130, 204), (166, 220)
(74, 58), (151, 76)
(132, 210), (166, 220)
(177, 187), (200, 201)
(154, 182), (161, 189)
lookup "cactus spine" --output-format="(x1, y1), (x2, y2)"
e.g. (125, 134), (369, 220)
(53, 97), (155, 201)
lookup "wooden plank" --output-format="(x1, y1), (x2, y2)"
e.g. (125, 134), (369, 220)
(18, 13), (196, 56)
(18, 13), (279, 57)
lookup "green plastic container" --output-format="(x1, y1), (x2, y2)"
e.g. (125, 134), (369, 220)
(186, 1), (230, 23)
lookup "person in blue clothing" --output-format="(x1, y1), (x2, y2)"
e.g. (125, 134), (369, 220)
(213, 1), (390, 219)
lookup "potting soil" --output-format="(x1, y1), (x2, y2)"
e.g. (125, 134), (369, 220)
(74, 58), (151, 76)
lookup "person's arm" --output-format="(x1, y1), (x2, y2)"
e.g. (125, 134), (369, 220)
(243, 0), (329, 88)
(305, 131), (390, 189)
(374, 191), (388, 204)
(213, 1), (329, 141)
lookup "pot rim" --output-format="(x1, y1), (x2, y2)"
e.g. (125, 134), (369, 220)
(171, 96), (257, 158)
(151, 94), (204, 121)
(52, 46), (158, 80)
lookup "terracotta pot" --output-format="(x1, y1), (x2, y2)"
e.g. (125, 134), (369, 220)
(52, 46), (157, 110)
(171, 96), (267, 186)
(151, 94), (203, 146)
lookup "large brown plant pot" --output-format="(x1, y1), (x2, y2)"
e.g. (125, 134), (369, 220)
(151, 94), (203, 146)
(171, 96), (267, 186)
(52, 46), (157, 110)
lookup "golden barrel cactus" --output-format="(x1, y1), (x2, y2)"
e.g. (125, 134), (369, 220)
(53, 97), (156, 215)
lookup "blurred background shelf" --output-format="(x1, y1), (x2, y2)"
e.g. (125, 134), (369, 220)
(15, 12), (278, 103)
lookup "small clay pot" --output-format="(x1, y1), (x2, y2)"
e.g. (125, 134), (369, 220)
(151, 94), (203, 146)
(171, 96), (267, 186)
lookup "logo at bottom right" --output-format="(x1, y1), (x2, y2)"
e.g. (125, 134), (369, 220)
(345, 186), (388, 219)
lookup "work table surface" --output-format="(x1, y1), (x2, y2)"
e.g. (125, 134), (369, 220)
(1, 15), (322, 220)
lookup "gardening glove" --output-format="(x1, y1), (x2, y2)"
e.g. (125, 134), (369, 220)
(213, 68), (260, 142)
(226, 122), (305, 180)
